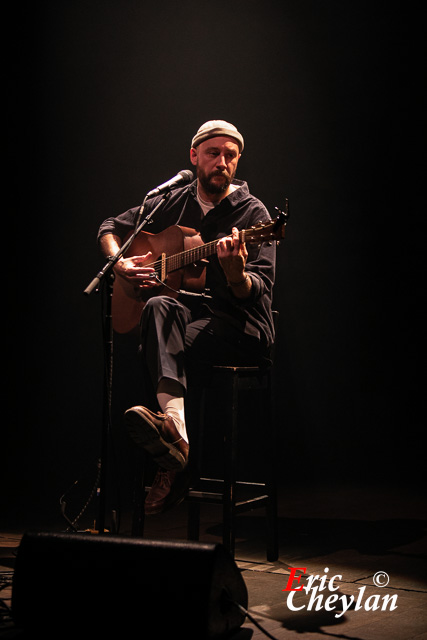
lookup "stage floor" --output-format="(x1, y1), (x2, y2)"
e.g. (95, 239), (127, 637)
(1, 481), (426, 639)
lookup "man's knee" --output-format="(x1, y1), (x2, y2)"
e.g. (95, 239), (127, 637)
(145, 295), (176, 311)
(142, 296), (191, 333)
(143, 295), (179, 320)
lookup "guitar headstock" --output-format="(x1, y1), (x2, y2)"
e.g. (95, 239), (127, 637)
(243, 198), (289, 244)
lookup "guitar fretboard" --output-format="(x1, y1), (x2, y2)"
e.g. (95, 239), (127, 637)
(164, 237), (218, 273)
(147, 220), (283, 276)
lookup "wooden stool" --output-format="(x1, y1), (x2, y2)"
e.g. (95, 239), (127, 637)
(186, 358), (279, 561)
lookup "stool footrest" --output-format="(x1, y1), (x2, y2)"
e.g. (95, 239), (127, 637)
(186, 477), (271, 512)
(187, 492), (269, 510)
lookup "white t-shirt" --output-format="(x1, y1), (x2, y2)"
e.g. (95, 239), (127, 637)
(196, 184), (240, 216)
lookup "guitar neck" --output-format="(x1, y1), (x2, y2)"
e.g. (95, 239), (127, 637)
(165, 237), (218, 273)
(164, 228), (258, 273)
(151, 213), (286, 276)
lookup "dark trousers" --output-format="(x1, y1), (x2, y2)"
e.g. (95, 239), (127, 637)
(139, 295), (268, 400)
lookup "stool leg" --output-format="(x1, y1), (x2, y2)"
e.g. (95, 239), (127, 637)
(266, 472), (279, 561)
(187, 502), (200, 541)
(265, 372), (279, 561)
(223, 370), (238, 556)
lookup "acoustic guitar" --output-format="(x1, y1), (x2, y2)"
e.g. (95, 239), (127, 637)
(112, 207), (288, 334)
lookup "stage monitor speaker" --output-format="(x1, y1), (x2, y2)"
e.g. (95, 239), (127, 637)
(12, 531), (248, 639)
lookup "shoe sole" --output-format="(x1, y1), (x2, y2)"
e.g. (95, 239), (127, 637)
(125, 408), (187, 471)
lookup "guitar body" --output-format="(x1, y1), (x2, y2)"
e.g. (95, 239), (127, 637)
(112, 225), (206, 334)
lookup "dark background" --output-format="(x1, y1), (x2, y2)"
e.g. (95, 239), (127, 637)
(4, 1), (424, 529)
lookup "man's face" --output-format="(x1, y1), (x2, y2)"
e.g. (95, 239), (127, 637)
(190, 136), (241, 196)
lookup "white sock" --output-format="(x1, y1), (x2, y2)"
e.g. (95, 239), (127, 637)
(157, 379), (188, 443)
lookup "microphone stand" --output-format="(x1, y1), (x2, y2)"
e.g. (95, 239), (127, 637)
(83, 193), (170, 534)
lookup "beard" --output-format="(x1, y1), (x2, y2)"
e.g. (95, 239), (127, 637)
(197, 166), (235, 195)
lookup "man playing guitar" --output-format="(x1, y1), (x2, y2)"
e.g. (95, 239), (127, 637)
(98, 120), (281, 514)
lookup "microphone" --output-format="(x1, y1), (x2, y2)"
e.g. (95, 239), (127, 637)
(146, 169), (194, 198)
